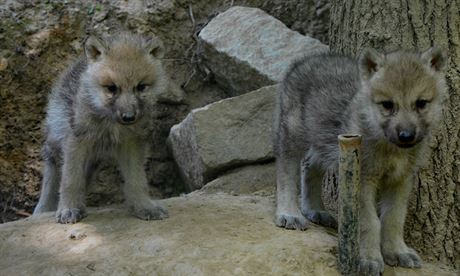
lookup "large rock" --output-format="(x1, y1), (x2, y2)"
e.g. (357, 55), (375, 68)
(201, 162), (276, 196)
(0, 193), (455, 276)
(199, 6), (329, 95)
(168, 85), (277, 191)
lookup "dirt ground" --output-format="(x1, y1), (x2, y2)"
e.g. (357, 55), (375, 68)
(0, 193), (457, 275)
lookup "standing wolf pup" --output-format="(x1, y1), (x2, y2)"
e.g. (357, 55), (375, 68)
(33, 32), (169, 223)
(274, 47), (446, 275)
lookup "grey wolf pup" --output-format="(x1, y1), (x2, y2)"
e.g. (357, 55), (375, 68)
(33, 32), (169, 224)
(274, 47), (446, 275)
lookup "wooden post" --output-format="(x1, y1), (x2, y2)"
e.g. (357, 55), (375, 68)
(337, 134), (361, 276)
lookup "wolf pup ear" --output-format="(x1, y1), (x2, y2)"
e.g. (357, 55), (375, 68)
(146, 37), (165, 59)
(85, 36), (106, 62)
(359, 48), (384, 80)
(421, 46), (446, 72)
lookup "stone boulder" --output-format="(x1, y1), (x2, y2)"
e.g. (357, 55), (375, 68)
(201, 162), (276, 196)
(168, 85), (277, 191)
(199, 6), (329, 95)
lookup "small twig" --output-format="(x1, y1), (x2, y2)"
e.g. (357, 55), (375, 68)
(179, 4), (199, 88)
(184, 42), (196, 62)
(29, 133), (40, 143)
(161, 58), (188, 61)
(1, 197), (9, 214)
(181, 67), (196, 89)
(15, 210), (32, 217)
(9, 205), (31, 216)
(188, 4), (196, 30)
(160, 58), (189, 64)
(181, 3), (223, 88)
(202, 65), (213, 82)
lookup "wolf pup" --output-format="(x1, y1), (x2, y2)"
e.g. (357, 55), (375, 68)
(274, 47), (446, 275)
(33, 32), (169, 224)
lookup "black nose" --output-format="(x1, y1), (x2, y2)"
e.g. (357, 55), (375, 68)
(398, 131), (415, 143)
(121, 111), (136, 123)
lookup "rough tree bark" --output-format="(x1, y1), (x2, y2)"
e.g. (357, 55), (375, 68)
(328, 0), (459, 268)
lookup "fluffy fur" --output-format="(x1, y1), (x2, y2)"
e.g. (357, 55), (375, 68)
(274, 47), (447, 275)
(33, 32), (169, 223)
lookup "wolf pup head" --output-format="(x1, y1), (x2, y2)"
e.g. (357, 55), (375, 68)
(358, 47), (447, 148)
(81, 32), (167, 125)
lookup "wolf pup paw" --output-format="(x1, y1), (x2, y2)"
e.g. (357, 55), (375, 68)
(275, 212), (309, 230)
(383, 247), (422, 268)
(129, 202), (169, 220)
(302, 209), (337, 229)
(359, 256), (384, 276)
(56, 208), (86, 224)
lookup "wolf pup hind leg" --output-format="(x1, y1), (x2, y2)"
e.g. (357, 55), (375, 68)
(274, 47), (446, 275)
(34, 32), (169, 223)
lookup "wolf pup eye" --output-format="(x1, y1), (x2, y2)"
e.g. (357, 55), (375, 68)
(136, 83), (147, 92)
(415, 99), (429, 110)
(380, 100), (394, 111)
(105, 84), (118, 94)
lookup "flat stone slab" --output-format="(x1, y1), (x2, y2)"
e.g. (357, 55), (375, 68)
(0, 194), (455, 276)
(168, 85), (277, 191)
(199, 6), (329, 95)
(201, 162), (276, 196)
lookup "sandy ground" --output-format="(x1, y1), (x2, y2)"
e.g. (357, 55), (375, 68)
(0, 193), (456, 275)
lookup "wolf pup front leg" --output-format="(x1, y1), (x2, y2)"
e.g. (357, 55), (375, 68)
(274, 94), (309, 230)
(300, 149), (337, 228)
(117, 141), (168, 220)
(55, 139), (90, 223)
(358, 177), (384, 275)
(275, 153), (308, 230)
(380, 175), (421, 268)
(33, 143), (61, 214)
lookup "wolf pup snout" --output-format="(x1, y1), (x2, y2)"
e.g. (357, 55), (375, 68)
(396, 126), (416, 146)
(119, 111), (137, 124)
(114, 93), (141, 125)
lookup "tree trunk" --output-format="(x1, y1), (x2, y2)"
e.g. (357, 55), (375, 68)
(329, 0), (460, 268)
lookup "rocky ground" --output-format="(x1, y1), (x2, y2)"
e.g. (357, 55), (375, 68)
(0, 192), (457, 275)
